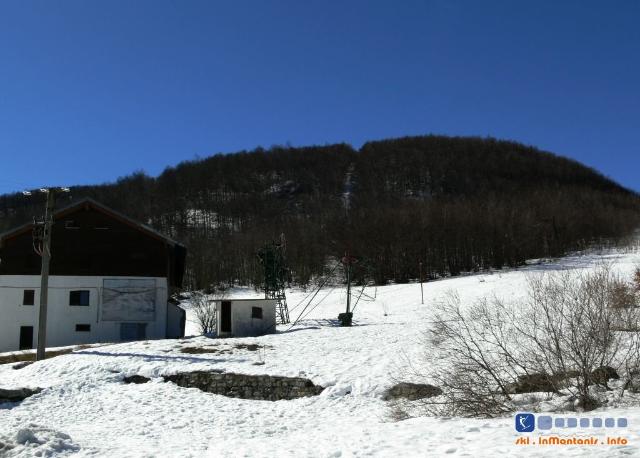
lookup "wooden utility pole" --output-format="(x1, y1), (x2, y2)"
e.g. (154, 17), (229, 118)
(34, 188), (69, 360)
(36, 190), (56, 360)
(419, 261), (424, 305)
(339, 252), (357, 326)
(346, 259), (351, 314)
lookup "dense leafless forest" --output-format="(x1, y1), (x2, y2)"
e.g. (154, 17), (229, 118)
(1, 135), (638, 289)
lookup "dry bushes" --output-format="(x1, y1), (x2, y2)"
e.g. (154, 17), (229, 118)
(189, 290), (227, 335)
(421, 266), (640, 417)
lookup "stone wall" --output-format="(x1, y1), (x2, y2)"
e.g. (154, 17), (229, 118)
(383, 382), (442, 401)
(0, 387), (42, 404)
(163, 371), (324, 401)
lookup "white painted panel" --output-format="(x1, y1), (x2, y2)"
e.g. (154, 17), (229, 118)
(101, 278), (157, 321)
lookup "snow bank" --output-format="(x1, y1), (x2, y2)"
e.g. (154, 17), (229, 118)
(0, 424), (80, 457)
(0, 250), (639, 457)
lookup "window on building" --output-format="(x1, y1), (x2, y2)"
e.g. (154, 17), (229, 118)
(75, 324), (91, 332)
(251, 306), (263, 319)
(65, 220), (80, 230)
(23, 289), (35, 306)
(69, 290), (90, 306)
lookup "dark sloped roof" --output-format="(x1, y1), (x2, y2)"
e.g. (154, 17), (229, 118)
(0, 197), (184, 248)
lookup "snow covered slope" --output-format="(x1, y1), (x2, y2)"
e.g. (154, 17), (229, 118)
(1, 249), (639, 457)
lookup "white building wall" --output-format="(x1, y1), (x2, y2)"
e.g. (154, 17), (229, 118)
(166, 303), (186, 339)
(0, 275), (168, 353)
(216, 299), (276, 337)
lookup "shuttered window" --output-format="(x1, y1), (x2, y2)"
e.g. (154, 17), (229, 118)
(70, 290), (90, 306)
(23, 290), (35, 306)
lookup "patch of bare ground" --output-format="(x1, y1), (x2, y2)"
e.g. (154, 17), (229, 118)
(0, 344), (107, 365)
(180, 343), (268, 355)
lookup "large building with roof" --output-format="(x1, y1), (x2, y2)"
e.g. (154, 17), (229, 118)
(0, 198), (187, 353)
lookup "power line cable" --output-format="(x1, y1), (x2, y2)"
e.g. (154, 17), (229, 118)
(288, 261), (341, 329)
(295, 285), (338, 323)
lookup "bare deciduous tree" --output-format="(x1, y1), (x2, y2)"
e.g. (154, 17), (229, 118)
(190, 290), (226, 335)
(418, 265), (640, 417)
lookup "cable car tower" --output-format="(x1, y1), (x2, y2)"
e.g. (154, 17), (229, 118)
(258, 235), (290, 324)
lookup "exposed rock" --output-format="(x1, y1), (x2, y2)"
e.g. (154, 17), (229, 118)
(383, 382), (442, 401)
(123, 375), (150, 384)
(0, 387), (42, 404)
(163, 371), (324, 401)
(591, 366), (619, 385)
(507, 373), (561, 394)
(12, 361), (33, 370)
(625, 374), (640, 393)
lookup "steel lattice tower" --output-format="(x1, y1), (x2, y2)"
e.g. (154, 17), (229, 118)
(258, 237), (290, 324)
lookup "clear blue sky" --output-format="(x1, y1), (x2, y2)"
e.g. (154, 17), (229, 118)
(0, 0), (638, 194)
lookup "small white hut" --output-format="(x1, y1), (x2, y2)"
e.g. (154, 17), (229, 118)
(215, 299), (276, 337)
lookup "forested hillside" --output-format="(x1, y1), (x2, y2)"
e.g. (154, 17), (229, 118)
(1, 136), (638, 288)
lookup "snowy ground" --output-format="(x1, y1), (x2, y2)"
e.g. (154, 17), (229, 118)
(1, 248), (640, 457)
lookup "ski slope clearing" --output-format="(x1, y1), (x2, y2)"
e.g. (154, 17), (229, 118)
(1, 249), (640, 457)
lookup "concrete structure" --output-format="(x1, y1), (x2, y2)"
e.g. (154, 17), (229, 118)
(215, 299), (276, 337)
(0, 198), (186, 353)
(0, 275), (176, 351)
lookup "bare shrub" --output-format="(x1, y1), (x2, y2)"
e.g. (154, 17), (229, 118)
(422, 293), (525, 417)
(518, 268), (625, 410)
(422, 266), (640, 417)
(190, 291), (224, 335)
(609, 277), (638, 308)
(388, 400), (412, 422)
(608, 272), (640, 331)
